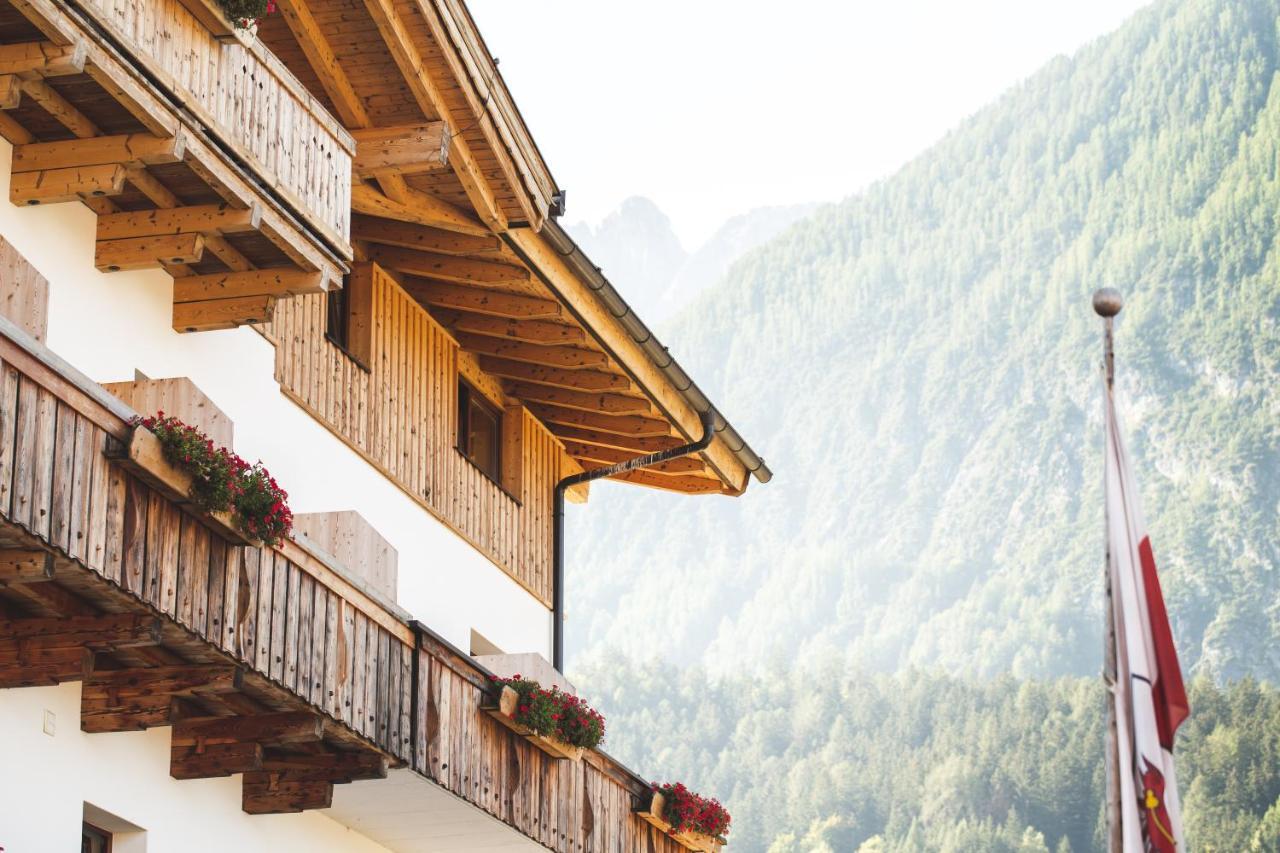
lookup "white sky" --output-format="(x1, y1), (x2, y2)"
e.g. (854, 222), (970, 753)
(468, 1), (1151, 246)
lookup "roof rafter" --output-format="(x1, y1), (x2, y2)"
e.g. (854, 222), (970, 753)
(361, 0), (506, 232)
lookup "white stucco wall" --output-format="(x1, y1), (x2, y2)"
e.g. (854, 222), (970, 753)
(0, 138), (551, 659)
(0, 683), (391, 852)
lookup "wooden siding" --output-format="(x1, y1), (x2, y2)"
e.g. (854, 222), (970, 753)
(0, 326), (412, 756)
(268, 265), (564, 606)
(415, 633), (691, 853)
(74, 0), (353, 249)
(0, 233), (47, 342)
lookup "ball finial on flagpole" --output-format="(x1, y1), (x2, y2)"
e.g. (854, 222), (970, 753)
(1093, 288), (1123, 318)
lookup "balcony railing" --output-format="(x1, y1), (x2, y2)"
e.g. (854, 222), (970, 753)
(72, 0), (353, 252)
(0, 312), (702, 849)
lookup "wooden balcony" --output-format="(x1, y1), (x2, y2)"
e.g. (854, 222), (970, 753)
(73, 0), (352, 249)
(0, 313), (704, 849)
(0, 0), (351, 332)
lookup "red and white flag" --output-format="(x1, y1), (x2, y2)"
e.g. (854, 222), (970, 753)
(1104, 380), (1190, 852)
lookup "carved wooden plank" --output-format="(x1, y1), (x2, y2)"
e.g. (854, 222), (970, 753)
(27, 385), (56, 538)
(254, 548), (273, 675)
(269, 550), (288, 683)
(66, 417), (94, 561)
(351, 611), (367, 737)
(120, 477), (148, 596)
(0, 363), (19, 518)
(295, 573), (313, 700)
(206, 537), (227, 648)
(48, 404), (77, 551)
(283, 561), (301, 692)
(309, 582), (327, 707)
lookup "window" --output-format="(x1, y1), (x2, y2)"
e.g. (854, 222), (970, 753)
(324, 262), (374, 370)
(458, 380), (502, 482)
(81, 823), (110, 853)
(325, 284), (349, 350)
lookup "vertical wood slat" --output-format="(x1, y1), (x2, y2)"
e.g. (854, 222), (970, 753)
(73, 0), (352, 243)
(269, 269), (568, 607)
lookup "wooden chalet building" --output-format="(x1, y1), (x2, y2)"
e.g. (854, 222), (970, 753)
(0, 0), (769, 849)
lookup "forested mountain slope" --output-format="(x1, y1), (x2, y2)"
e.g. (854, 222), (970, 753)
(575, 659), (1280, 851)
(566, 0), (1280, 684)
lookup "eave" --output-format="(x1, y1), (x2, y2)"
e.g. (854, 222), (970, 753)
(255, 0), (766, 495)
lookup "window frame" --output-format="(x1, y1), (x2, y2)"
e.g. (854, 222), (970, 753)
(457, 379), (504, 484)
(82, 821), (112, 853)
(324, 263), (374, 373)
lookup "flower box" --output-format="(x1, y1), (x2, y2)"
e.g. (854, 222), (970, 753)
(636, 791), (727, 853)
(481, 685), (585, 762)
(110, 425), (260, 547)
(173, 0), (239, 41)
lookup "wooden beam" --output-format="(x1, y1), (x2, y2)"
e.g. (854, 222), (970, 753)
(0, 548), (53, 584)
(361, 0), (506, 231)
(560, 439), (708, 475)
(122, 166), (253, 274)
(366, 244), (527, 286)
(351, 214), (500, 255)
(353, 123), (450, 178)
(405, 279), (560, 319)
(172, 740), (263, 780)
(10, 164), (126, 205)
(82, 664), (244, 732)
(545, 424), (685, 455)
(0, 645), (89, 687)
(172, 295), (274, 332)
(438, 311), (586, 345)
(95, 203), (262, 240)
(95, 234), (205, 272)
(527, 403), (671, 437)
(0, 613), (161, 649)
(259, 750), (389, 783)
(351, 182), (488, 237)
(12, 133), (184, 173)
(608, 468), (729, 495)
(453, 334), (607, 369)
(18, 78), (100, 138)
(172, 711), (325, 746)
(85, 663), (244, 696)
(0, 75), (21, 110)
(503, 381), (650, 415)
(478, 356), (632, 392)
(242, 776), (333, 814)
(0, 41), (85, 76)
(275, 0), (369, 127)
(172, 269), (328, 302)
(509, 229), (750, 491)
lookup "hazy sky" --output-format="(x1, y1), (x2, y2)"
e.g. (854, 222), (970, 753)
(468, 1), (1151, 246)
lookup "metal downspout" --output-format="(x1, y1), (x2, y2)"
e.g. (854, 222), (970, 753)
(551, 409), (716, 671)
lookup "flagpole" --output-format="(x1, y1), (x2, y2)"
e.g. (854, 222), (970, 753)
(1094, 287), (1124, 853)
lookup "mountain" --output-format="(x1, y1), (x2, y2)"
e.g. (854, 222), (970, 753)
(567, 197), (816, 322)
(564, 0), (1280, 689)
(562, 0), (1280, 846)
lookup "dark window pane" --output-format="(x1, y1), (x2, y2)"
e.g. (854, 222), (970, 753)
(458, 380), (502, 482)
(326, 286), (349, 349)
(82, 824), (110, 853)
